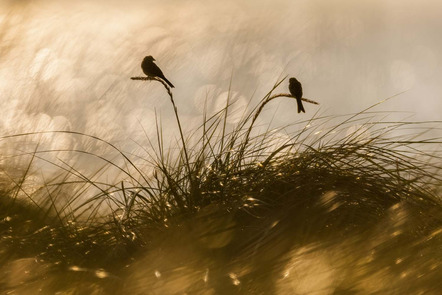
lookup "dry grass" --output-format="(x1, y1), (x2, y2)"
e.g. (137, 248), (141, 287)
(0, 78), (441, 293)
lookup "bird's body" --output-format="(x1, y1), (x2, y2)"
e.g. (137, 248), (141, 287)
(141, 56), (174, 88)
(289, 77), (305, 113)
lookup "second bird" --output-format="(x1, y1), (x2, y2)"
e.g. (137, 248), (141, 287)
(141, 55), (175, 88)
(289, 77), (305, 113)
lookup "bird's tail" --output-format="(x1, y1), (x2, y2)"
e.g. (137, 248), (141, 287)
(162, 77), (175, 88)
(297, 98), (305, 113)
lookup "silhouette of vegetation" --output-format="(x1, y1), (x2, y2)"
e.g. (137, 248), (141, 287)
(0, 77), (441, 294)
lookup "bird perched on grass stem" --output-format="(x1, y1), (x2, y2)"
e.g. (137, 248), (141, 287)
(289, 77), (305, 113)
(141, 56), (174, 88)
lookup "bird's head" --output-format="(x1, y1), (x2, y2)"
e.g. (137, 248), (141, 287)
(289, 77), (299, 84)
(144, 55), (155, 62)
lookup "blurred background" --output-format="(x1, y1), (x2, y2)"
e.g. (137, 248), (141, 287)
(1, 2), (441, 293)
(0, 0), (441, 173)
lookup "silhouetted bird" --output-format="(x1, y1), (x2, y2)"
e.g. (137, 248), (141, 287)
(289, 77), (305, 113)
(141, 56), (175, 88)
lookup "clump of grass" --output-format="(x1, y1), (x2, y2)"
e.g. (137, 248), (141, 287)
(1, 77), (441, 293)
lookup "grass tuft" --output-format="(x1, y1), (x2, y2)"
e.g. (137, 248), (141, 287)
(0, 77), (441, 293)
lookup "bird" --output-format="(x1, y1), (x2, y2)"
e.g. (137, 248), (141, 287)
(141, 55), (175, 88)
(289, 77), (305, 113)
